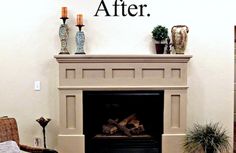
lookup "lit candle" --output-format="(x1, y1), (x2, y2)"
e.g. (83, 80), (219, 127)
(61, 7), (68, 18)
(77, 14), (83, 25)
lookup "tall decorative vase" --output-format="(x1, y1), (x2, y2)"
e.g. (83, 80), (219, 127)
(171, 25), (189, 54)
(75, 31), (85, 54)
(59, 24), (69, 54)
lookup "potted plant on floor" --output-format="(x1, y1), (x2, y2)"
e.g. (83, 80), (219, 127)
(183, 122), (231, 153)
(152, 25), (168, 54)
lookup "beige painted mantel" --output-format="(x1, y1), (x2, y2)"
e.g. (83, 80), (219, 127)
(55, 54), (192, 153)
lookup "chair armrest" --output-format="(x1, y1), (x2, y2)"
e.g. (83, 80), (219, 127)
(19, 144), (58, 153)
(42, 149), (58, 153)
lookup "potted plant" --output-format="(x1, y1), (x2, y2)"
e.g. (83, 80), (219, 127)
(183, 122), (231, 153)
(152, 25), (168, 54)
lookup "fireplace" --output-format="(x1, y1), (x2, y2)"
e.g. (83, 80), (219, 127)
(55, 55), (192, 153)
(83, 91), (164, 153)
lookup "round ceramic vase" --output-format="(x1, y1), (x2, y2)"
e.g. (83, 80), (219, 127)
(171, 25), (189, 54)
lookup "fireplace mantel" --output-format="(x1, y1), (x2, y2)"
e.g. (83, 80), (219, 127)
(55, 55), (192, 63)
(55, 54), (192, 153)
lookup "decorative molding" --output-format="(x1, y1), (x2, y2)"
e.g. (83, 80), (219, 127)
(142, 68), (165, 78)
(65, 69), (76, 79)
(55, 55), (192, 63)
(82, 69), (105, 79)
(66, 96), (76, 129)
(58, 86), (189, 90)
(56, 55), (191, 87)
(171, 95), (180, 128)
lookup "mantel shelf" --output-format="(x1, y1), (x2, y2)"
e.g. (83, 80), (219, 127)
(54, 54), (192, 63)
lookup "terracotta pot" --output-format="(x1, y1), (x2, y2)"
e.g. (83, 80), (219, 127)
(155, 44), (165, 54)
(171, 25), (189, 54)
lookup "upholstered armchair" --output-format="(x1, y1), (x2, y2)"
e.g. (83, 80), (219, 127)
(0, 117), (58, 153)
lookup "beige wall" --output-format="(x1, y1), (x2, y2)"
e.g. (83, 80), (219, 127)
(0, 0), (234, 151)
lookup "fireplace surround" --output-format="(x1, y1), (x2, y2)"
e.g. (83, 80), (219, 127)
(55, 55), (192, 153)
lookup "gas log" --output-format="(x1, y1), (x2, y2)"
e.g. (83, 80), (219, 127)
(102, 114), (145, 136)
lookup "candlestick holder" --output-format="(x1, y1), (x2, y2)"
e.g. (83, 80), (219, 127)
(75, 25), (85, 54)
(36, 117), (51, 148)
(60, 17), (68, 24)
(59, 17), (69, 54)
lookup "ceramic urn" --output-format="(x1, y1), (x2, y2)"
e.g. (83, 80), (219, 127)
(171, 25), (189, 54)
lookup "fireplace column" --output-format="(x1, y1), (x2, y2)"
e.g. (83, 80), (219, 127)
(58, 90), (84, 153)
(163, 89), (187, 153)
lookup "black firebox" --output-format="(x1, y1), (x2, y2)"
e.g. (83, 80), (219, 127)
(83, 91), (164, 153)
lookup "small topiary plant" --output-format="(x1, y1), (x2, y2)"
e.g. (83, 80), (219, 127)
(152, 25), (168, 42)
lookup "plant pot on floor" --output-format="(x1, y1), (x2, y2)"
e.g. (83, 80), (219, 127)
(155, 43), (165, 54)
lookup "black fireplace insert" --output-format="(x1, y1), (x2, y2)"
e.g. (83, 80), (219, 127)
(83, 91), (164, 153)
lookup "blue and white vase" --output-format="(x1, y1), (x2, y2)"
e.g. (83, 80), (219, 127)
(75, 31), (85, 54)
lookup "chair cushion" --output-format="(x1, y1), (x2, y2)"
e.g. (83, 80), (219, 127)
(0, 140), (20, 153)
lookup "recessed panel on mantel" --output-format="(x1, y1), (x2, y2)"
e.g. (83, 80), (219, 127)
(112, 69), (135, 79)
(171, 68), (181, 79)
(142, 68), (165, 79)
(66, 69), (76, 79)
(82, 69), (105, 79)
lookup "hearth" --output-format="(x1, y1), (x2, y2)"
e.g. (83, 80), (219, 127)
(83, 91), (164, 153)
(90, 136), (159, 153)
